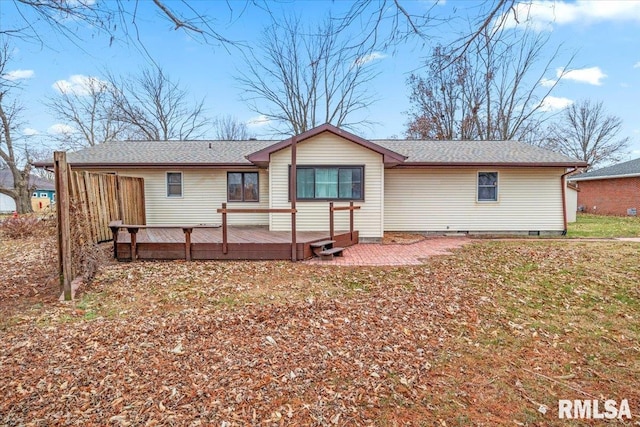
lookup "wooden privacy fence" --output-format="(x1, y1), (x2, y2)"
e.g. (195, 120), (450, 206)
(55, 151), (145, 300)
(70, 171), (146, 243)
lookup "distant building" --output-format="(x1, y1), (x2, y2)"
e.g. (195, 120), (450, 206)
(569, 157), (640, 216)
(0, 169), (56, 213)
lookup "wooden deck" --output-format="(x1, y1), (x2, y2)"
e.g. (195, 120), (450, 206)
(114, 225), (358, 261)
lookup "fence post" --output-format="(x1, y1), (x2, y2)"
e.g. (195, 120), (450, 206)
(329, 202), (335, 240)
(221, 203), (228, 254)
(54, 152), (73, 301)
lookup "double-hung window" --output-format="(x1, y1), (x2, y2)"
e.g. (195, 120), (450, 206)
(477, 172), (498, 202)
(227, 172), (259, 202)
(166, 172), (183, 197)
(295, 166), (364, 200)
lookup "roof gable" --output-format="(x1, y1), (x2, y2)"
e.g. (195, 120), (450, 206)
(245, 124), (407, 167)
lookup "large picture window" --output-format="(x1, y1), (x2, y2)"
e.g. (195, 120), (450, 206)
(228, 172), (259, 202)
(294, 166), (364, 200)
(477, 172), (498, 202)
(166, 172), (183, 198)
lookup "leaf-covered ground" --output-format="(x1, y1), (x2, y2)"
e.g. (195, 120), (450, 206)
(1, 235), (639, 425)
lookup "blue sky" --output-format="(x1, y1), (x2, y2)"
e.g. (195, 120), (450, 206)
(2, 0), (640, 160)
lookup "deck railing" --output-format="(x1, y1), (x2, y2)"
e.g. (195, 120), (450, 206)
(216, 203), (298, 260)
(329, 201), (361, 243)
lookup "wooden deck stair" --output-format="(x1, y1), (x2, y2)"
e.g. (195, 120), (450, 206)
(310, 239), (345, 260)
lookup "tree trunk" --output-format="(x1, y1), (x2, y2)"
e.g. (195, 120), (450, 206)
(13, 176), (33, 214)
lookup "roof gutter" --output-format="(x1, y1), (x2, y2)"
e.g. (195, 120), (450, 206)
(33, 162), (259, 169)
(396, 161), (589, 168)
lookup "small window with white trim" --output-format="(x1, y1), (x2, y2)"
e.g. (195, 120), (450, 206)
(166, 172), (183, 198)
(39, 192), (48, 198)
(478, 172), (498, 202)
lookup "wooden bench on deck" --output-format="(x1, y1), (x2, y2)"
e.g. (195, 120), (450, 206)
(109, 220), (220, 261)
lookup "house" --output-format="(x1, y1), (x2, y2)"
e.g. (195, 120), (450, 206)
(0, 169), (56, 213)
(50, 124), (586, 240)
(569, 157), (640, 216)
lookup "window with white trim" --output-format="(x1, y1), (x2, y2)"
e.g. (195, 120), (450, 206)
(166, 172), (183, 197)
(478, 172), (498, 202)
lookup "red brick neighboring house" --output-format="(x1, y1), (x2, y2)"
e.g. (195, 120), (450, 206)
(569, 157), (640, 216)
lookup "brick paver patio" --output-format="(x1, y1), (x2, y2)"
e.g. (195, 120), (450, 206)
(303, 236), (470, 266)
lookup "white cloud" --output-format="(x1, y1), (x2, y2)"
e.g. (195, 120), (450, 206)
(540, 66), (606, 88)
(540, 77), (556, 87)
(2, 69), (35, 81)
(22, 128), (39, 136)
(246, 115), (270, 128)
(502, 0), (640, 30)
(48, 123), (75, 135)
(52, 74), (109, 96)
(561, 67), (607, 86)
(353, 52), (387, 67)
(539, 96), (573, 112)
(634, 62), (640, 69)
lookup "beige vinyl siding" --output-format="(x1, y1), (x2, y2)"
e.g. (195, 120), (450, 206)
(269, 132), (384, 238)
(385, 167), (565, 232)
(84, 168), (269, 225)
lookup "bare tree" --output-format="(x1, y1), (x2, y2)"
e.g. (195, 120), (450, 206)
(0, 42), (33, 213)
(46, 76), (127, 149)
(406, 25), (571, 142)
(109, 67), (211, 140)
(406, 47), (480, 140)
(545, 100), (629, 170)
(334, 0), (516, 54)
(213, 115), (252, 140)
(4, 1), (518, 62)
(237, 16), (378, 135)
(3, 0), (244, 50)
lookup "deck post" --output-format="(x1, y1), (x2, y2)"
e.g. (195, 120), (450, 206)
(329, 202), (335, 240)
(183, 228), (193, 261)
(349, 201), (354, 243)
(290, 135), (297, 261)
(221, 203), (228, 254)
(127, 227), (139, 261)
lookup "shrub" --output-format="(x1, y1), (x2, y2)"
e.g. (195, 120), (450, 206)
(0, 214), (54, 239)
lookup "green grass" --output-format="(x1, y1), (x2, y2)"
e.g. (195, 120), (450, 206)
(567, 213), (640, 238)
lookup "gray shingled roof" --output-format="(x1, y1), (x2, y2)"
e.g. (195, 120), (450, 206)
(569, 157), (640, 181)
(373, 139), (581, 165)
(0, 169), (55, 190)
(62, 137), (583, 167)
(65, 140), (276, 165)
